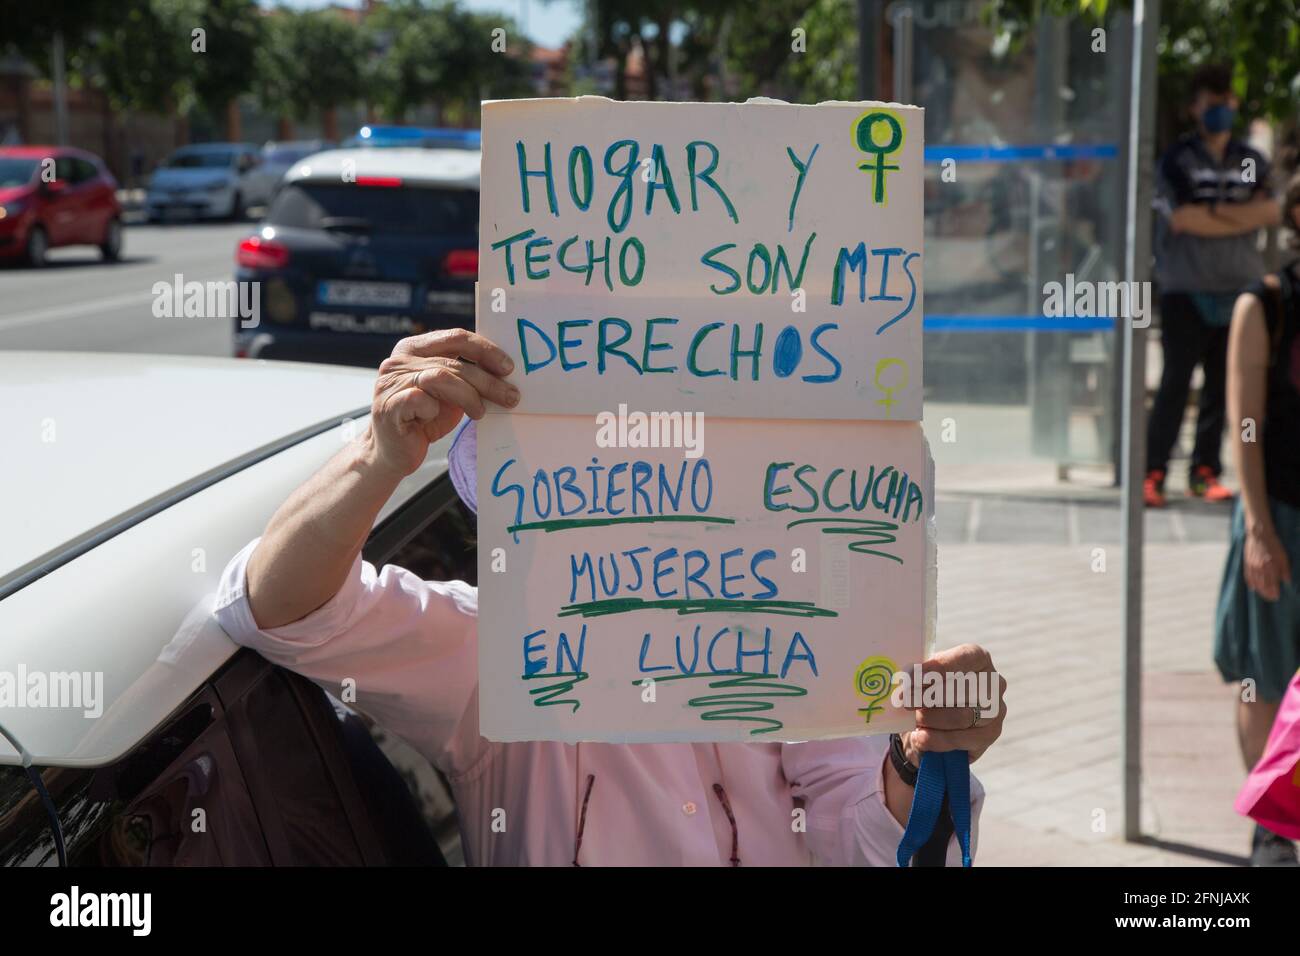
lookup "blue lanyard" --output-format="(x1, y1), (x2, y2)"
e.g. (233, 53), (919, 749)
(896, 749), (972, 867)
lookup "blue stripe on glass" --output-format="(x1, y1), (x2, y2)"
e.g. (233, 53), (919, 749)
(924, 315), (1117, 332)
(924, 144), (1118, 163)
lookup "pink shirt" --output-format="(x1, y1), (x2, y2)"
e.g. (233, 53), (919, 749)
(213, 539), (982, 866)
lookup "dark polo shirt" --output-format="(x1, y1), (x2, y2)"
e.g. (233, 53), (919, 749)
(1154, 133), (1271, 293)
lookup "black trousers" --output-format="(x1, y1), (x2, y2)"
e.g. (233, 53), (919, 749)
(1146, 291), (1231, 477)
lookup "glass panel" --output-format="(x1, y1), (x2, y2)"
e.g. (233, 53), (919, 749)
(903, 2), (1131, 475)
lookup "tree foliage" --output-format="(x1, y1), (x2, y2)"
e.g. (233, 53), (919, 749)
(984, 0), (1300, 124)
(576, 0), (858, 101)
(363, 0), (533, 121)
(255, 8), (364, 121)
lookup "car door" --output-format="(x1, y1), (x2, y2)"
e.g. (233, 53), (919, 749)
(356, 473), (478, 864)
(0, 470), (474, 868)
(0, 652), (447, 866)
(44, 156), (85, 245)
(75, 157), (113, 242)
(237, 149), (263, 206)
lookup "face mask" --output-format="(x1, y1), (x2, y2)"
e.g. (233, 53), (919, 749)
(1201, 104), (1236, 133)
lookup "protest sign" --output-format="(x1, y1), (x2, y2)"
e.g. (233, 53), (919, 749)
(477, 96), (924, 420)
(475, 97), (932, 742)
(477, 413), (933, 742)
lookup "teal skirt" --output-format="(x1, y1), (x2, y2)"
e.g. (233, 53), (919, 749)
(1215, 497), (1300, 702)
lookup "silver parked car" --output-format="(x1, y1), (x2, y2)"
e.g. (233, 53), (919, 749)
(145, 143), (262, 222)
(240, 140), (335, 210)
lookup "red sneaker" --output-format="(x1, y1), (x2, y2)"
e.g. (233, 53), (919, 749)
(1188, 466), (1235, 502)
(1144, 469), (1167, 508)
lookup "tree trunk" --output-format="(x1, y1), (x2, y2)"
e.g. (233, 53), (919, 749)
(225, 99), (241, 141)
(657, 14), (674, 100)
(167, 96), (189, 148)
(636, 33), (656, 101)
(322, 106), (339, 142)
(276, 116), (294, 140)
(615, 44), (628, 101)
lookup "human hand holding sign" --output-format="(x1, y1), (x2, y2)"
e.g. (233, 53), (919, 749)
(881, 644), (1006, 826)
(247, 329), (517, 630)
(902, 644), (1007, 763)
(368, 329), (519, 480)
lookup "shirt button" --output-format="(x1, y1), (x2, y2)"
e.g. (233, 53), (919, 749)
(682, 802), (697, 816)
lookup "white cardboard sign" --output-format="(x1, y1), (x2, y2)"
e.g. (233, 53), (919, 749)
(475, 97), (930, 743)
(477, 97), (924, 421)
(476, 413), (933, 742)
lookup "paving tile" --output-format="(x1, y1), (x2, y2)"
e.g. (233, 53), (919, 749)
(932, 535), (1243, 866)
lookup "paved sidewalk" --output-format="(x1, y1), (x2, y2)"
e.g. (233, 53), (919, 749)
(933, 492), (1252, 866)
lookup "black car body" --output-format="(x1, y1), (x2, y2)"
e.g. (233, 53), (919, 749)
(233, 147), (479, 368)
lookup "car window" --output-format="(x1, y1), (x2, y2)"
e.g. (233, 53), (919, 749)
(166, 150), (236, 169)
(72, 158), (98, 183)
(359, 474), (476, 864)
(263, 145), (317, 164)
(0, 158), (38, 188)
(0, 655), (444, 867)
(267, 182), (479, 236)
(53, 156), (77, 185)
(0, 765), (60, 866)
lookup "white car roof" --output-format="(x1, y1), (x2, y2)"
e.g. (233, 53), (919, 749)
(285, 147), (481, 189)
(0, 352), (454, 767)
(0, 352), (374, 589)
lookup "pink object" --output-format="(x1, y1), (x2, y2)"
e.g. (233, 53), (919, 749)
(213, 539), (984, 866)
(1236, 670), (1300, 841)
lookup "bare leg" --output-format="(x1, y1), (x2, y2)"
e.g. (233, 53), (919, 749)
(1238, 698), (1281, 770)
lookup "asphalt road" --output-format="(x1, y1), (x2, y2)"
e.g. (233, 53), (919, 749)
(0, 221), (250, 357)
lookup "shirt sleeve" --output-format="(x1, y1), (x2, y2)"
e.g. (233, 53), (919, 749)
(211, 538), (488, 778)
(1251, 149), (1273, 198)
(781, 735), (985, 867)
(1158, 146), (1196, 208)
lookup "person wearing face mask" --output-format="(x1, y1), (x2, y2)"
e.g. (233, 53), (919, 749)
(1147, 63), (1281, 509)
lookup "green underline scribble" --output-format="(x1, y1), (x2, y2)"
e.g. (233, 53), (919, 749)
(522, 671), (589, 713)
(785, 516), (904, 563)
(507, 515), (736, 534)
(558, 597), (839, 619)
(638, 672), (809, 735)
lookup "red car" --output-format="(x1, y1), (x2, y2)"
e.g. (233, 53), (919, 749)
(0, 146), (123, 266)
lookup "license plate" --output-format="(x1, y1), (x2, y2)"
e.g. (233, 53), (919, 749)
(318, 280), (412, 308)
(425, 290), (474, 315)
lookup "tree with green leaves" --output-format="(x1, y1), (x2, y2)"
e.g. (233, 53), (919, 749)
(575, 0), (857, 102)
(180, 0), (261, 139)
(83, 1), (193, 115)
(252, 8), (299, 139)
(362, 0), (532, 124)
(984, 0), (1300, 133)
(255, 8), (364, 140)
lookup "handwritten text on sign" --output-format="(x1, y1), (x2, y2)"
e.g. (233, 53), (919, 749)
(477, 97), (925, 421)
(477, 415), (930, 743)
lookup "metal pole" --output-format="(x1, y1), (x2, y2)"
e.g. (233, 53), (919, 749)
(857, 0), (879, 100)
(51, 31), (68, 146)
(1121, 0), (1160, 843)
(891, 6), (913, 104)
